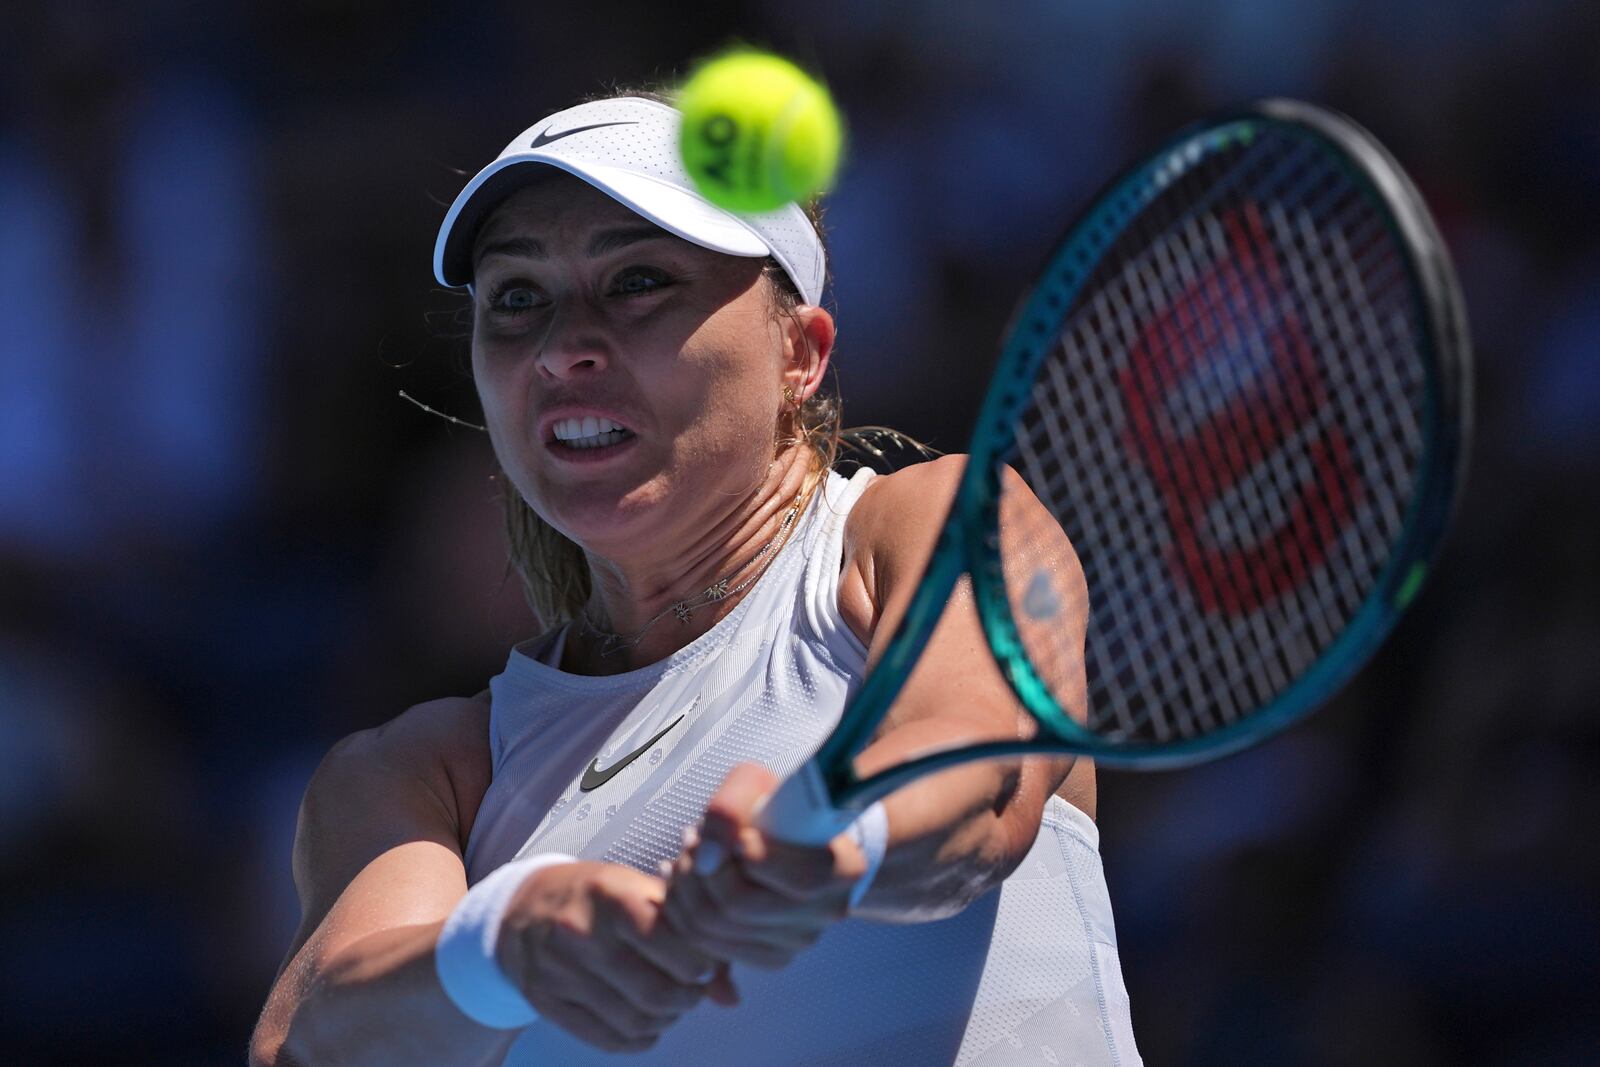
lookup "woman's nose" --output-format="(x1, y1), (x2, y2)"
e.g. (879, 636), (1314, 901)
(536, 299), (612, 380)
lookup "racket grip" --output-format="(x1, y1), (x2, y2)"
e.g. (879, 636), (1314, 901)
(757, 760), (856, 846)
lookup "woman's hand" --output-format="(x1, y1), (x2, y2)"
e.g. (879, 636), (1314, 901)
(660, 764), (867, 970)
(495, 860), (737, 1052)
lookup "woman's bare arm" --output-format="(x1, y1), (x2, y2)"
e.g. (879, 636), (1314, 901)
(661, 456), (1090, 964)
(836, 454), (1088, 920)
(248, 696), (519, 1067)
(251, 693), (728, 1065)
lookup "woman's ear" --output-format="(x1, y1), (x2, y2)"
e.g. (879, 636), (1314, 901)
(781, 304), (835, 400)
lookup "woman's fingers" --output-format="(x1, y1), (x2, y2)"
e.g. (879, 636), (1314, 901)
(697, 763), (779, 859)
(661, 858), (824, 968)
(538, 932), (697, 1022)
(657, 763), (866, 970)
(705, 962), (740, 1006)
(617, 900), (732, 993)
(690, 852), (843, 927)
(721, 829), (863, 905)
(591, 871), (718, 989)
(694, 763), (864, 904)
(529, 987), (663, 1053)
(502, 860), (720, 1049)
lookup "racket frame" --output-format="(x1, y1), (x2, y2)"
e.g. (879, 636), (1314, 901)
(776, 99), (1471, 829)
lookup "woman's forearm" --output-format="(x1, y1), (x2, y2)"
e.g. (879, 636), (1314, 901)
(846, 718), (1058, 923)
(254, 922), (518, 1067)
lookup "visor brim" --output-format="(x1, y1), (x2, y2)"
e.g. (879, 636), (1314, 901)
(433, 155), (773, 289)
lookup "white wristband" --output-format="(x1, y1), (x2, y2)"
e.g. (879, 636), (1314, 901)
(435, 852), (577, 1029)
(844, 801), (889, 913)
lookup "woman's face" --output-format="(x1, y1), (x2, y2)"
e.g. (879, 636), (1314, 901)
(470, 172), (792, 555)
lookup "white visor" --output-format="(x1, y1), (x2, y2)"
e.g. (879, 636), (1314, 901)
(433, 96), (827, 305)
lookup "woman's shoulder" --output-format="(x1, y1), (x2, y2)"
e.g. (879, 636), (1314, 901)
(284, 694), (492, 954)
(349, 692), (491, 763)
(846, 454), (967, 556)
(311, 693), (494, 849)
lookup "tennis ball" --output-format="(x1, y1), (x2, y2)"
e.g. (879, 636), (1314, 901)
(677, 50), (843, 213)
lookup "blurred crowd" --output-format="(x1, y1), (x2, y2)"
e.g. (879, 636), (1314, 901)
(1, 1), (1595, 1064)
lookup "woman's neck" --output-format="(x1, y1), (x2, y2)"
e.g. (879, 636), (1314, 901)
(563, 446), (818, 675)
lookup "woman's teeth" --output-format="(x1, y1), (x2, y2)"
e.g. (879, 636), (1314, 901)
(552, 416), (632, 449)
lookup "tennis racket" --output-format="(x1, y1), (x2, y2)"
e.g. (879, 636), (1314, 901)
(761, 98), (1472, 845)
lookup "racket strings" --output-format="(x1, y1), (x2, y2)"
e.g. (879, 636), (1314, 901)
(1267, 203), (1419, 590)
(1120, 205), (1310, 729)
(1033, 194), (1308, 731)
(1152, 164), (1414, 735)
(1002, 125), (1429, 744)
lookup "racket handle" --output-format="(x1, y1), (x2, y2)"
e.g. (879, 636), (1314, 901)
(757, 760), (856, 846)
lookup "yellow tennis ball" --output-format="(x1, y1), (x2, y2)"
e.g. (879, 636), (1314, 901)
(677, 50), (843, 213)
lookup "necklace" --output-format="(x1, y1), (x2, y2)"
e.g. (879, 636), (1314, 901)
(578, 492), (805, 657)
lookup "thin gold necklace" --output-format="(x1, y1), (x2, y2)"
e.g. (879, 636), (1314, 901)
(577, 492), (805, 657)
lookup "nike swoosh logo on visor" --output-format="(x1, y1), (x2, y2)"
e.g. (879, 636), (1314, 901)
(579, 713), (685, 792)
(529, 120), (638, 149)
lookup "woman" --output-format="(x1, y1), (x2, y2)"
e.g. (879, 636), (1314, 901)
(250, 93), (1140, 1066)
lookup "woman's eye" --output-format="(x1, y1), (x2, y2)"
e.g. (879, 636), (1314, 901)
(613, 268), (671, 296)
(487, 283), (543, 313)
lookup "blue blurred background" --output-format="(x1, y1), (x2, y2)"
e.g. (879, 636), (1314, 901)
(2, 1), (1597, 1064)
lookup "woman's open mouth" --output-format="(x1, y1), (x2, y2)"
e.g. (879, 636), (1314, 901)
(547, 415), (639, 461)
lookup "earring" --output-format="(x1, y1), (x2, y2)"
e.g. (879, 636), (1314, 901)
(782, 385), (798, 405)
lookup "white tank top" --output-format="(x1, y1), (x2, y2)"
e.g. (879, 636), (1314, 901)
(467, 468), (1141, 1066)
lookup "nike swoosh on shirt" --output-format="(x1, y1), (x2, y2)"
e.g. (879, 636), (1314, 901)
(579, 713), (685, 792)
(529, 121), (637, 149)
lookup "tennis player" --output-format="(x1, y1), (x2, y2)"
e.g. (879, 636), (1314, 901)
(250, 93), (1140, 1066)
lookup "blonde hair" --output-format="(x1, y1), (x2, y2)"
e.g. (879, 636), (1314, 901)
(497, 198), (840, 628)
